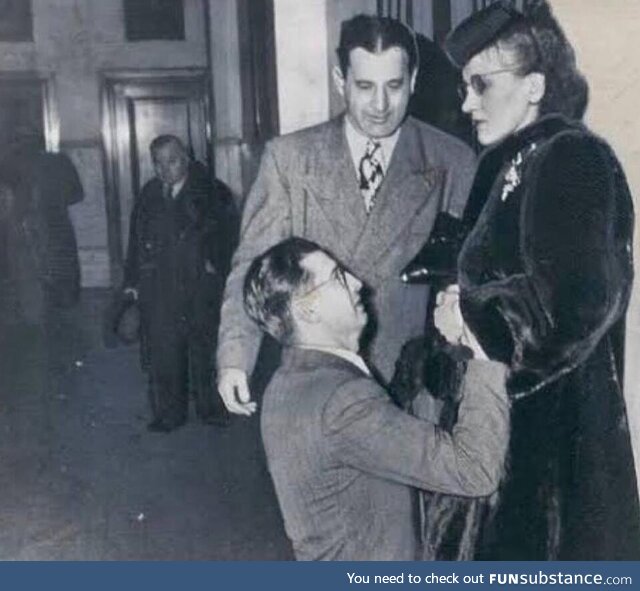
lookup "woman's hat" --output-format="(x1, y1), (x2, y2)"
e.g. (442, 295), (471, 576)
(444, 1), (524, 68)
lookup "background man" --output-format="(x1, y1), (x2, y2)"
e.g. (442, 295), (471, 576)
(217, 14), (476, 415)
(124, 135), (236, 432)
(0, 132), (84, 313)
(243, 237), (509, 560)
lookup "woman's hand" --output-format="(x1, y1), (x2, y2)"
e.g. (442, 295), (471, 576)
(434, 284), (488, 360)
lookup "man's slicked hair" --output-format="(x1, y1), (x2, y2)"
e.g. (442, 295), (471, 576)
(243, 238), (325, 344)
(336, 14), (418, 76)
(149, 134), (188, 159)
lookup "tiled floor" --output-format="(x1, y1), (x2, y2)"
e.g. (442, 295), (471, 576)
(0, 290), (293, 560)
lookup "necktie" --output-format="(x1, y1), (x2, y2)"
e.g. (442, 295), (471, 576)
(358, 140), (384, 214)
(162, 183), (173, 201)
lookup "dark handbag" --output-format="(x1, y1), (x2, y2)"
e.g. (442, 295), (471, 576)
(400, 212), (469, 284)
(104, 291), (140, 346)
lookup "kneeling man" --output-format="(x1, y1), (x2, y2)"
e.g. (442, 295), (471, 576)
(243, 238), (509, 560)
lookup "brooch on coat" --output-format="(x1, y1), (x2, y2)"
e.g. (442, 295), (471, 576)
(501, 142), (538, 202)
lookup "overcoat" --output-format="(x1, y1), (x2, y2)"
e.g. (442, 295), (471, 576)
(124, 162), (236, 371)
(0, 150), (83, 309)
(458, 114), (640, 560)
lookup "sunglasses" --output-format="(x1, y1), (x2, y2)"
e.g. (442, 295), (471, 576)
(457, 67), (521, 101)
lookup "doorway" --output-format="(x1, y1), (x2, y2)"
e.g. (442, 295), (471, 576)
(102, 69), (211, 285)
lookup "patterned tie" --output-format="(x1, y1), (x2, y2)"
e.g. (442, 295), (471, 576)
(358, 140), (384, 214)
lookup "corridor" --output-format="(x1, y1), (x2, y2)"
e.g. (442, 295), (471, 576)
(0, 290), (292, 560)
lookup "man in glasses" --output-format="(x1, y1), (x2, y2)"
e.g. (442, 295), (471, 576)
(243, 237), (509, 560)
(216, 14), (476, 416)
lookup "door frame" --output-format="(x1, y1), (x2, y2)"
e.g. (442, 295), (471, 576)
(100, 68), (212, 286)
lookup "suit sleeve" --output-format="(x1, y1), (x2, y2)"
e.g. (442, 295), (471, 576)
(493, 134), (633, 393)
(322, 361), (509, 497)
(216, 142), (293, 374)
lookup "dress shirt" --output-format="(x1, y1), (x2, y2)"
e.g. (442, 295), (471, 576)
(344, 116), (401, 179)
(170, 176), (186, 198)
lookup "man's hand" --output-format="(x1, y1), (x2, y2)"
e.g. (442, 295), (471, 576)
(434, 285), (464, 344)
(434, 285), (487, 361)
(123, 287), (138, 301)
(461, 322), (488, 361)
(217, 368), (257, 416)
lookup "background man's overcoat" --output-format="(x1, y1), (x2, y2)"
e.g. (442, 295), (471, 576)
(125, 162), (236, 422)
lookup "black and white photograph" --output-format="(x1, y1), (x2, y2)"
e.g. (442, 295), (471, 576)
(0, 0), (639, 563)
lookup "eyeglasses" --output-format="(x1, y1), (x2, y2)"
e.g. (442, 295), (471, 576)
(293, 264), (349, 301)
(457, 67), (520, 101)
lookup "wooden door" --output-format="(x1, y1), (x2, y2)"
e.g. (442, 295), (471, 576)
(102, 70), (211, 285)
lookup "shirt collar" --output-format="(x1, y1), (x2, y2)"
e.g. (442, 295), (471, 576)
(297, 344), (371, 377)
(344, 116), (401, 175)
(171, 176), (187, 198)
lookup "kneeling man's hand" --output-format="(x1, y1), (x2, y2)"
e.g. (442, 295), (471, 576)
(434, 285), (487, 361)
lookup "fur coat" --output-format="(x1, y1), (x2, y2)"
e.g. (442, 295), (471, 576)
(459, 114), (640, 560)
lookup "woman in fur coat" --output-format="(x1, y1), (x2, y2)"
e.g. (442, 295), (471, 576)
(439, 0), (640, 559)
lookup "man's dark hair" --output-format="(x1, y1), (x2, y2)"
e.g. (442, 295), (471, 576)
(243, 238), (324, 344)
(149, 134), (188, 158)
(336, 14), (418, 76)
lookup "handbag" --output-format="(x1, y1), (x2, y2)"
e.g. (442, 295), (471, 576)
(400, 212), (469, 284)
(104, 291), (140, 346)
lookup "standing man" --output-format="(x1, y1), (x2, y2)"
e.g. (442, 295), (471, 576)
(124, 135), (236, 432)
(243, 238), (509, 560)
(217, 15), (476, 414)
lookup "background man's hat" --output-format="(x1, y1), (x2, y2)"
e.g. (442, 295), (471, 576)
(444, 1), (524, 68)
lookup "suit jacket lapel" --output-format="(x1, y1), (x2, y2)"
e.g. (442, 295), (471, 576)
(302, 117), (368, 259)
(354, 118), (444, 265)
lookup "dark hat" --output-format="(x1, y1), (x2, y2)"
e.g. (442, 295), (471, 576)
(444, 1), (525, 68)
